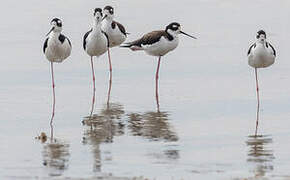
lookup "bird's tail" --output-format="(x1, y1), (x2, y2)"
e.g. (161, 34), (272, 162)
(120, 43), (132, 48)
(120, 40), (143, 51)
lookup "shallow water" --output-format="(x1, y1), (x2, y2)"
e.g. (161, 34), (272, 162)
(1, 0), (290, 179)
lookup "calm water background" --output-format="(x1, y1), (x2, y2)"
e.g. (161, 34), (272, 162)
(1, 0), (290, 179)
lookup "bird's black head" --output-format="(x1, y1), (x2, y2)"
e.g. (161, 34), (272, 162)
(165, 22), (197, 39)
(104, 5), (114, 15)
(166, 22), (181, 32)
(256, 30), (266, 39)
(93, 8), (103, 22)
(94, 8), (103, 17)
(51, 18), (62, 27)
(46, 18), (62, 36)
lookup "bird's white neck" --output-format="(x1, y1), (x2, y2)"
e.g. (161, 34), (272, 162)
(49, 31), (61, 38)
(92, 21), (102, 32)
(103, 17), (113, 24)
(256, 40), (267, 48)
(166, 29), (179, 39)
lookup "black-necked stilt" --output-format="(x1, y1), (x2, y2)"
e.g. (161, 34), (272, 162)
(101, 5), (128, 74)
(43, 18), (72, 125)
(247, 30), (276, 135)
(121, 22), (196, 109)
(83, 8), (109, 116)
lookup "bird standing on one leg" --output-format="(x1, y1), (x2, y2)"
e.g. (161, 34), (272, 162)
(121, 22), (196, 110)
(43, 18), (72, 129)
(247, 30), (276, 135)
(83, 8), (109, 116)
(101, 5), (128, 75)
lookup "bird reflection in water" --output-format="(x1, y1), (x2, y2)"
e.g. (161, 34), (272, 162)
(82, 76), (125, 172)
(41, 124), (70, 177)
(127, 111), (178, 142)
(246, 135), (274, 178)
(127, 90), (178, 142)
(82, 103), (125, 172)
(83, 102), (125, 141)
(127, 97), (179, 163)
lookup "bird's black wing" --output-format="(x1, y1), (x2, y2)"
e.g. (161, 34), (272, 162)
(43, 37), (49, 53)
(122, 30), (168, 48)
(59, 34), (72, 48)
(268, 43), (276, 57)
(113, 21), (127, 36)
(83, 29), (92, 50)
(66, 37), (72, 47)
(59, 34), (66, 43)
(247, 43), (256, 55)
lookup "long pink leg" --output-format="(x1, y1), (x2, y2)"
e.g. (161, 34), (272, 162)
(50, 123), (54, 142)
(90, 56), (96, 117)
(50, 62), (55, 140)
(107, 48), (112, 77)
(254, 68), (260, 136)
(155, 56), (161, 112)
(107, 70), (112, 108)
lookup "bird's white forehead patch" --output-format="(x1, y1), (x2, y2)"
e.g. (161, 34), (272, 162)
(58, 20), (61, 24)
(258, 34), (265, 39)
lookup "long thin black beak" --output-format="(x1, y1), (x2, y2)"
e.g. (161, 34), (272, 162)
(180, 31), (197, 39)
(46, 27), (55, 36)
(102, 15), (108, 21)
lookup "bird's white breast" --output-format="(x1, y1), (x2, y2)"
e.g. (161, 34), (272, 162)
(143, 36), (179, 57)
(248, 43), (275, 68)
(85, 31), (108, 57)
(45, 35), (71, 63)
(101, 20), (126, 47)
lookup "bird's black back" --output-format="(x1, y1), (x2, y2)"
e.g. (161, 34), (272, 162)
(43, 37), (49, 53)
(112, 21), (127, 36)
(267, 42), (276, 56)
(247, 43), (256, 55)
(124, 30), (173, 48)
(83, 29), (92, 50)
(58, 34), (71, 47)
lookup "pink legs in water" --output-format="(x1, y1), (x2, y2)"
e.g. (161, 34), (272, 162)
(49, 62), (55, 140)
(107, 70), (112, 108)
(89, 49), (112, 116)
(50, 124), (54, 142)
(155, 56), (161, 112)
(89, 56), (96, 117)
(254, 68), (260, 136)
